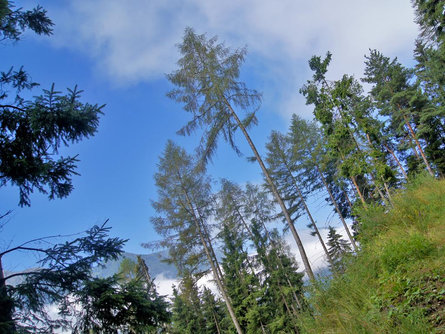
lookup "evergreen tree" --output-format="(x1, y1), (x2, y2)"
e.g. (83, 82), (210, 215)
(201, 287), (232, 334)
(412, 0), (445, 176)
(363, 50), (437, 176)
(0, 223), (125, 333)
(300, 53), (371, 207)
(288, 114), (358, 251)
(71, 274), (170, 333)
(326, 226), (352, 273)
(250, 220), (305, 333)
(170, 273), (207, 334)
(151, 141), (243, 333)
(244, 184), (305, 332)
(0, 1), (104, 206)
(265, 130), (334, 266)
(219, 219), (267, 334)
(0, 0), (52, 41)
(167, 27), (314, 280)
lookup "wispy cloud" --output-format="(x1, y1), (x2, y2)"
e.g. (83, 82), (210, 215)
(47, 0), (418, 117)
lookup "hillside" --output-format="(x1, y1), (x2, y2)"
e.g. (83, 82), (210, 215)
(298, 176), (445, 333)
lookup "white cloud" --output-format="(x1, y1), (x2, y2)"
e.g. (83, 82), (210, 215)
(44, 1), (419, 120)
(154, 273), (179, 297)
(285, 224), (355, 278)
(47, 1), (418, 94)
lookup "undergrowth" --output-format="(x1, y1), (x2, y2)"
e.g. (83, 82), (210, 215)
(298, 175), (445, 333)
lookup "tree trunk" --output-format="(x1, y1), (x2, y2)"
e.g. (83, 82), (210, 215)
(315, 164), (357, 251)
(212, 309), (222, 334)
(350, 176), (367, 208)
(183, 192), (244, 334)
(383, 180), (394, 204)
(225, 101), (315, 281)
(294, 177), (334, 267)
(403, 114), (434, 176)
(277, 151), (333, 266)
(0, 256), (15, 333)
(382, 142), (408, 180)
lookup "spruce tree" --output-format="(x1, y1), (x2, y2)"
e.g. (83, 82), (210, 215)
(0, 2), (104, 206)
(326, 226), (352, 273)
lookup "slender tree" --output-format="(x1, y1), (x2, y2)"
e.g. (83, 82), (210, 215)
(363, 50), (436, 176)
(288, 115), (358, 251)
(412, 0), (445, 176)
(151, 141), (243, 333)
(170, 273), (207, 334)
(265, 130), (334, 266)
(167, 27), (314, 280)
(326, 226), (352, 273)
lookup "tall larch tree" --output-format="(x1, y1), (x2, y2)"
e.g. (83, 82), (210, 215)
(151, 141), (243, 334)
(167, 27), (315, 280)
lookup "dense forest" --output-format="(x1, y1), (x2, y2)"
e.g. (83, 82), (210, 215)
(0, 0), (444, 333)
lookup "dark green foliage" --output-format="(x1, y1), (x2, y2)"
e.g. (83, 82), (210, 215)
(201, 287), (232, 334)
(170, 274), (208, 334)
(412, 0), (445, 176)
(1, 223), (125, 333)
(363, 49), (443, 176)
(412, 0), (445, 43)
(250, 220), (305, 333)
(301, 53), (374, 204)
(217, 181), (305, 333)
(0, 0), (53, 41)
(0, 83), (104, 206)
(326, 227), (351, 273)
(0, 1), (103, 206)
(220, 220), (266, 333)
(71, 275), (170, 333)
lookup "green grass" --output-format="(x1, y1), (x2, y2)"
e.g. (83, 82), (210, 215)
(298, 175), (445, 333)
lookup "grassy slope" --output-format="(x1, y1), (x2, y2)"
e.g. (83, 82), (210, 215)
(298, 176), (445, 333)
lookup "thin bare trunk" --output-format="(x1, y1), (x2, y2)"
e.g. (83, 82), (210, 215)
(296, 182), (333, 266)
(403, 114), (434, 176)
(383, 180), (394, 205)
(382, 142), (408, 180)
(350, 176), (367, 208)
(369, 172), (389, 205)
(260, 321), (267, 334)
(225, 101), (315, 281)
(182, 192), (243, 334)
(345, 190), (354, 210)
(212, 309), (222, 334)
(315, 165), (357, 251)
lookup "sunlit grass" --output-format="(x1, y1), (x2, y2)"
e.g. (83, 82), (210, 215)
(298, 175), (445, 333)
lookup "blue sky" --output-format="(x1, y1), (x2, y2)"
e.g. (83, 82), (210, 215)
(1, 0), (418, 272)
